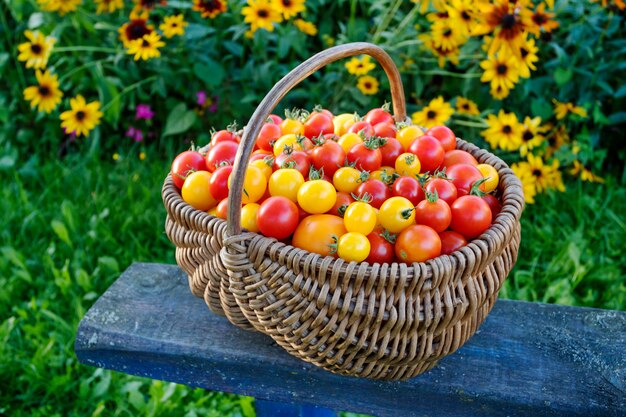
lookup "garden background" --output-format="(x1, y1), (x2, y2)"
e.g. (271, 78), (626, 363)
(1, 0), (625, 415)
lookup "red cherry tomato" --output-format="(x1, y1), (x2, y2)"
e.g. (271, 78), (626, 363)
(274, 150), (311, 178)
(268, 114), (283, 124)
(442, 150), (478, 168)
(366, 230), (395, 264)
(407, 135), (445, 174)
(312, 108), (334, 119)
(212, 130), (239, 146)
(450, 195), (492, 239)
(256, 123), (282, 152)
(379, 138), (404, 167)
(171, 151), (207, 189)
(373, 122), (397, 139)
(365, 108), (394, 126)
(215, 198), (229, 219)
(304, 113), (334, 139)
(257, 196), (300, 240)
(249, 151), (272, 163)
(348, 121), (375, 137)
(208, 165), (233, 201)
(392, 176), (425, 206)
(425, 178), (457, 206)
(205, 141), (238, 172)
(482, 194), (502, 221)
(446, 164), (484, 197)
(414, 196), (451, 233)
(327, 191), (355, 217)
(347, 142), (382, 172)
(427, 125), (457, 152)
(439, 231), (467, 255)
(356, 179), (391, 209)
(395, 225), (441, 263)
(310, 140), (346, 176)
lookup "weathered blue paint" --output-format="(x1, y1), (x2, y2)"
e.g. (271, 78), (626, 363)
(255, 399), (336, 417)
(75, 263), (626, 417)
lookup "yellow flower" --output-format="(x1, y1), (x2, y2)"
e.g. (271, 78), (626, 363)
(518, 36), (539, 78)
(119, 9), (155, 48)
(430, 18), (467, 51)
(528, 3), (559, 36)
(455, 97), (480, 116)
(322, 34), (335, 47)
(193, 0), (227, 19)
(17, 31), (56, 69)
(519, 116), (547, 157)
(139, 151), (146, 160)
(410, 0), (446, 14)
(481, 109), (523, 151)
(133, 0), (165, 13)
(419, 33), (460, 68)
(23, 69), (63, 113)
(293, 19), (317, 36)
(552, 100), (588, 120)
(113, 153), (120, 161)
(473, 0), (533, 57)
(36, 0), (82, 15)
(511, 164), (537, 204)
(446, 0), (476, 37)
(242, 0), (283, 33)
(94, 0), (123, 13)
(489, 85), (511, 100)
(60, 95), (103, 137)
(411, 96), (454, 128)
(513, 153), (564, 195)
(544, 124), (569, 158)
(356, 76), (379, 95)
(480, 50), (520, 94)
(160, 14), (188, 38)
(345, 56), (376, 76)
(570, 160), (604, 183)
(272, 0), (305, 19)
(127, 32), (165, 61)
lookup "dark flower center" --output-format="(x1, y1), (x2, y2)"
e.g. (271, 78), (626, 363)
(427, 110), (437, 119)
(128, 22), (150, 40)
(142, 39), (150, 47)
(502, 125), (512, 134)
(501, 14), (516, 29)
(533, 13), (547, 25)
(461, 10), (470, 21)
(523, 131), (534, 141)
(443, 29), (452, 37)
(38, 86), (50, 96)
(171, 23), (178, 27)
(258, 9), (269, 17)
(282, 0), (292, 5)
(462, 103), (469, 110)
(497, 64), (508, 74)
(31, 43), (42, 54)
(76, 111), (86, 121)
(364, 82), (372, 89)
(532, 169), (542, 177)
(520, 47), (528, 58)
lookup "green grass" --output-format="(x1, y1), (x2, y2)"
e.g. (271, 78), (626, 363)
(0, 151), (623, 416)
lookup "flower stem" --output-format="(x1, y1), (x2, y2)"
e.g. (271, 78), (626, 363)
(418, 70), (481, 79)
(372, 0), (403, 43)
(54, 46), (120, 53)
(451, 119), (489, 129)
(101, 76), (158, 113)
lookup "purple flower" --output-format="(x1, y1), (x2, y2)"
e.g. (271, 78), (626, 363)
(196, 91), (207, 106)
(207, 95), (219, 113)
(125, 126), (144, 142)
(135, 104), (154, 120)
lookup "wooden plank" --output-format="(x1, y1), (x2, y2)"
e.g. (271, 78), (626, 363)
(75, 263), (626, 417)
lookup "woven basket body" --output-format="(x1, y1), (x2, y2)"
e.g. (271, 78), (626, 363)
(162, 43), (524, 380)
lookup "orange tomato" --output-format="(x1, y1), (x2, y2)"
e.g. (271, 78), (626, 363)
(292, 214), (347, 257)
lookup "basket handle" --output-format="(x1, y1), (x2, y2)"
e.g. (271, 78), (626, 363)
(227, 42), (407, 237)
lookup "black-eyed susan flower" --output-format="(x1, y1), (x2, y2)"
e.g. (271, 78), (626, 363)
(410, 0), (446, 14)
(23, 69), (63, 113)
(518, 36), (539, 78)
(133, 0), (166, 13)
(293, 19), (317, 36)
(552, 99), (588, 120)
(590, 0), (626, 10)
(519, 116), (547, 157)
(480, 51), (520, 97)
(513, 153), (565, 193)
(430, 19), (467, 51)
(473, 0), (533, 57)
(419, 33), (460, 68)
(17, 31), (55, 69)
(528, 3), (559, 36)
(570, 160), (604, 183)
(345, 56), (376, 76)
(119, 9), (155, 47)
(193, 0), (227, 19)
(273, 0), (305, 19)
(411, 96), (454, 128)
(60, 95), (103, 137)
(510, 165), (537, 204)
(481, 109), (523, 151)
(455, 97), (480, 116)
(242, 0), (283, 33)
(489, 84), (511, 100)
(94, 0), (123, 13)
(160, 14), (188, 38)
(126, 32), (165, 61)
(445, 0), (476, 37)
(544, 124), (569, 158)
(36, 0), (82, 15)
(356, 76), (379, 95)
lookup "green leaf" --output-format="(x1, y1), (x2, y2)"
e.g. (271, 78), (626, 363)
(608, 112), (626, 125)
(554, 68), (572, 86)
(162, 103), (197, 137)
(193, 61), (224, 88)
(51, 220), (72, 247)
(97, 256), (119, 273)
(223, 40), (244, 57)
(530, 98), (552, 120)
(185, 23), (214, 40)
(614, 85), (626, 98)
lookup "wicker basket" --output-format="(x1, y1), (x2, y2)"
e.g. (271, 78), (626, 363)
(163, 42), (524, 381)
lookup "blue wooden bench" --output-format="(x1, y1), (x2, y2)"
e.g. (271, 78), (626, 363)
(74, 263), (626, 416)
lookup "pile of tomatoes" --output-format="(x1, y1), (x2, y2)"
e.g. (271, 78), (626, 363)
(171, 106), (503, 264)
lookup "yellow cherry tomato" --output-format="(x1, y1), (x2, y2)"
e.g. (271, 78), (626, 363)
(397, 125), (425, 150)
(395, 153), (421, 177)
(241, 203), (261, 233)
(370, 166), (396, 184)
(182, 171), (217, 211)
(207, 206), (218, 217)
(229, 165), (267, 204)
(333, 167), (368, 193)
(333, 113), (356, 136)
(273, 134), (303, 156)
(378, 196), (416, 233)
(250, 158), (273, 180)
(476, 163), (499, 193)
(337, 232), (371, 263)
(337, 132), (364, 153)
(280, 118), (304, 135)
(297, 180), (337, 214)
(341, 116), (358, 135)
(268, 168), (305, 202)
(343, 201), (377, 235)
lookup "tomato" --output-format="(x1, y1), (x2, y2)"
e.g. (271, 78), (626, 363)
(171, 151), (207, 189)
(365, 108), (394, 126)
(450, 195), (492, 239)
(297, 180), (337, 214)
(442, 150), (478, 168)
(273, 134), (303, 156)
(337, 232), (370, 262)
(304, 112), (334, 139)
(482, 194), (502, 220)
(366, 231), (395, 264)
(414, 194), (451, 233)
(256, 123), (282, 152)
(273, 150), (311, 178)
(257, 196), (299, 239)
(250, 149), (272, 161)
(392, 176), (425, 206)
(215, 198), (229, 219)
(439, 231), (467, 255)
(208, 165), (233, 201)
(313, 108), (334, 119)
(378, 196), (415, 233)
(206, 141), (238, 172)
(373, 122), (397, 139)
(347, 141), (382, 172)
(268, 168), (304, 202)
(240, 203), (260, 233)
(327, 192), (354, 217)
(182, 171), (217, 211)
(379, 138), (404, 167)
(425, 178), (457, 206)
(476, 164), (499, 193)
(356, 179), (391, 209)
(207, 206), (218, 217)
(395, 153), (421, 177)
(348, 121), (375, 137)
(447, 164), (484, 197)
(337, 132), (363, 153)
(370, 166), (396, 185)
(407, 135), (445, 174)
(212, 129), (239, 146)
(268, 114), (283, 125)
(292, 214), (347, 257)
(280, 118), (304, 135)
(310, 140), (346, 176)
(426, 125), (457, 151)
(333, 167), (367, 193)
(250, 158), (273, 180)
(344, 201), (378, 235)
(397, 125), (424, 150)
(229, 165), (267, 204)
(333, 113), (356, 136)
(395, 225), (441, 263)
